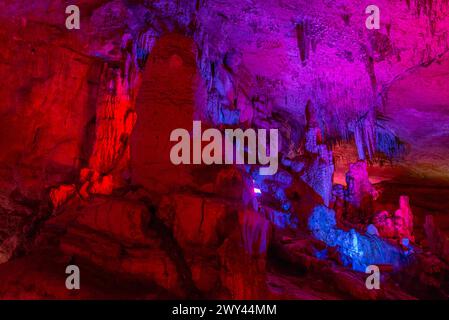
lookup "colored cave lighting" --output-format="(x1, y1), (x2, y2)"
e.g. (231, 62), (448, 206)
(3, 0), (449, 302)
(253, 180), (262, 194)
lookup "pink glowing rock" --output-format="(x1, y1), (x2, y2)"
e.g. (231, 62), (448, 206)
(346, 161), (378, 208)
(49, 184), (76, 209)
(374, 196), (414, 241)
(394, 196), (414, 241)
(373, 210), (396, 238)
(89, 174), (114, 195)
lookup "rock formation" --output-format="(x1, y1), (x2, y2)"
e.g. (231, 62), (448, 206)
(1, 0), (449, 300)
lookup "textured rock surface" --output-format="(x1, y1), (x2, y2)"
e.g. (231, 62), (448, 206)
(373, 195), (414, 241)
(130, 33), (200, 193)
(1, 0), (449, 300)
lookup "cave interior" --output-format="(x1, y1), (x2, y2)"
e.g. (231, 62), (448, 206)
(0, 0), (449, 299)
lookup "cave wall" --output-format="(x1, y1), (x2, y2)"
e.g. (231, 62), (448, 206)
(1, 0), (449, 299)
(130, 32), (200, 193)
(2, 0), (449, 196)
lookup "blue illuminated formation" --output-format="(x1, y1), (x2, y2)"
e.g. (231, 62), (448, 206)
(251, 170), (298, 228)
(308, 205), (409, 272)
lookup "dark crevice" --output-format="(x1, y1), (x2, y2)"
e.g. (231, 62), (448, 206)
(141, 198), (203, 299)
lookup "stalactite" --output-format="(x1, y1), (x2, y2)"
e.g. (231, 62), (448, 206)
(352, 111), (377, 161)
(295, 22), (308, 65)
(376, 126), (406, 159)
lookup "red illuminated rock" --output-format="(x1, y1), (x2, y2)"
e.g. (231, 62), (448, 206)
(53, 198), (186, 296)
(50, 184), (77, 209)
(374, 196), (414, 241)
(424, 215), (449, 263)
(1, 0), (449, 300)
(0, 21), (100, 199)
(0, 235), (19, 264)
(158, 195), (271, 297)
(373, 210), (396, 238)
(344, 161), (378, 222)
(158, 194), (231, 248)
(60, 226), (182, 295)
(218, 210), (271, 299)
(130, 33), (200, 194)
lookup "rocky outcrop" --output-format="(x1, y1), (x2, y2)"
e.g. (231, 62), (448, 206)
(1, 0), (449, 300)
(373, 196), (414, 241)
(424, 215), (449, 264)
(57, 198), (185, 295)
(158, 194), (271, 298)
(308, 205), (408, 272)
